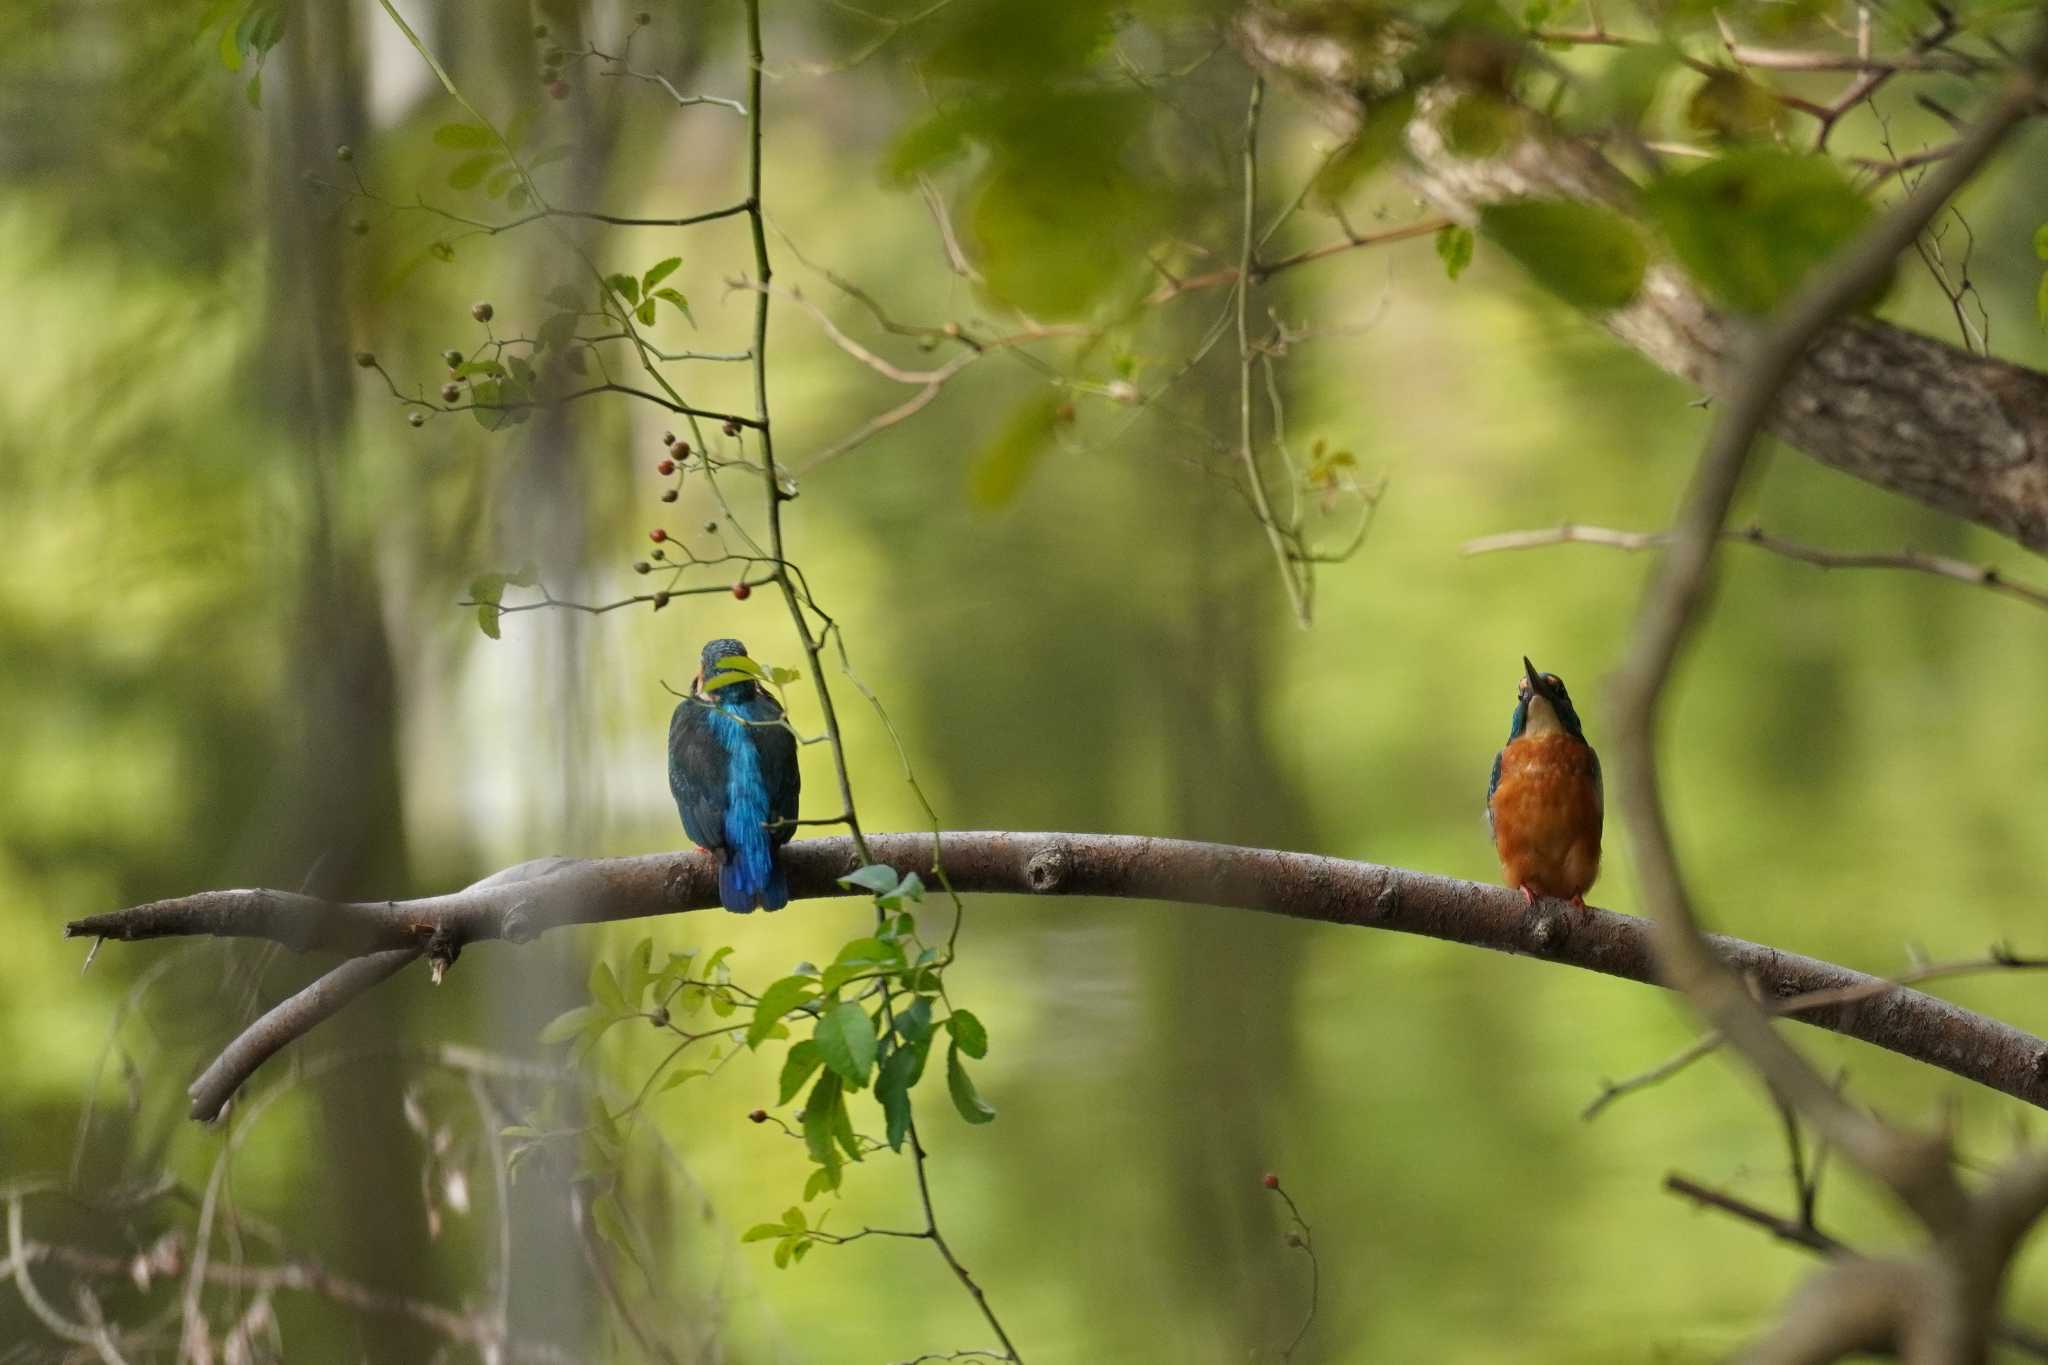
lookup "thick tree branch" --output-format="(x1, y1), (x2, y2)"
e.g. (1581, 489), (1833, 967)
(66, 833), (2048, 1124)
(1235, 14), (2048, 555)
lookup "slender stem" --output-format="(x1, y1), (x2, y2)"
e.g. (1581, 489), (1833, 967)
(1234, 77), (1310, 628)
(739, 5), (1018, 1356)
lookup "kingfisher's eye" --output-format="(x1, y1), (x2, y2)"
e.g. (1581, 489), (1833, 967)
(1544, 675), (1560, 688)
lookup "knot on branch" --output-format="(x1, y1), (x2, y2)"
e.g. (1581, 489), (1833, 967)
(1024, 843), (1072, 894)
(425, 925), (461, 986)
(500, 902), (538, 945)
(1525, 903), (1571, 953)
(1371, 875), (1401, 919)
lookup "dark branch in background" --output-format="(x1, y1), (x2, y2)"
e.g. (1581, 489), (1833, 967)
(1461, 523), (2048, 615)
(1603, 32), (2048, 1357)
(1236, 11), (2048, 556)
(66, 833), (2048, 1123)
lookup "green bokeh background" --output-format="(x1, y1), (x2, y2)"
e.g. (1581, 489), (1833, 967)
(5, 1), (2048, 1360)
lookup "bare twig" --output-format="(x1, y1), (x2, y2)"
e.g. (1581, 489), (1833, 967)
(1460, 522), (2048, 614)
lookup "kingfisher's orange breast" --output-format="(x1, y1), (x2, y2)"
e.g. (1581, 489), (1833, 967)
(1490, 732), (1602, 900)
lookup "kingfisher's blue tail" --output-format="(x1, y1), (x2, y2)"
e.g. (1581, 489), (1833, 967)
(717, 856), (759, 914)
(717, 850), (789, 913)
(759, 859), (789, 912)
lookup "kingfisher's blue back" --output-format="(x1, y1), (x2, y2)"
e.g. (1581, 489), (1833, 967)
(668, 638), (801, 913)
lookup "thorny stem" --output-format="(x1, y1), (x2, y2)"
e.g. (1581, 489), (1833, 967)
(741, 3), (1020, 1358)
(1235, 77), (1311, 628)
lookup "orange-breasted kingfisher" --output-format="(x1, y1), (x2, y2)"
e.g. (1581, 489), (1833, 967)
(668, 638), (801, 913)
(1487, 657), (1602, 908)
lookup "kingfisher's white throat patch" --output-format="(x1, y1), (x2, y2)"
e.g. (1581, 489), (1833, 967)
(1521, 694), (1566, 736)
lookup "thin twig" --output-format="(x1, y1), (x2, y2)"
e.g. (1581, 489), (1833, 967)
(1460, 522), (2048, 614)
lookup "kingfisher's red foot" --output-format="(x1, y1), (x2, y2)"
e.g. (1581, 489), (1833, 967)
(1520, 885), (1537, 907)
(1570, 894), (1587, 911)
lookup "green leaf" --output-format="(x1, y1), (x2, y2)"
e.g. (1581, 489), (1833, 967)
(814, 1000), (879, 1088)
(635, 299), (657, 327)
(434, 122), (495, 149)
(820, 937), (903, 993)
(447, 153), (497, 190)
(968, 392), (1061, 510)
(454, 360), (506, 379)
(657, 1067), (711, 1092)
(642, 257), (682, 290)
(1478, 200), (1645, 311)
(538, 1004), (594, 1044)
(484, 166), (520, 200)
(801, 1071), (845, 1165)
(947, 1008), (988, 1059)
(1435, 224), (1474, 282)
(589, 958), (625, 1013)
(622, 937), (654, 1005)
(779, 1039), (825, 1105)
(536, 311), (577, 356)
(896, 996), (934, 1046)
(876, 1041), (923, 1151)
(1312, 91), (1416, 207)
(945, 1043), (996, 1124)
(803, 1165), (840, 1200)
(653, 287), (692, 322)
(476, 603), (501, 640)
(741, 1222), (787, 1243)
(1645, 150), (1874, 314)
(750, 975), (821, 1048)
(1686, 70), (1785, 143)
(877, 871), (925, 911)
(838, 864), (902, 895)
(605, 273), (641, 305)
(546, 283), (584, 311)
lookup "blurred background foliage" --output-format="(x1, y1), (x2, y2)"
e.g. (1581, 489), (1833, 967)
(4, 0), (2048, 1360)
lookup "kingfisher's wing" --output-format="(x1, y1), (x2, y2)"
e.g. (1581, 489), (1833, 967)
(668, 699), (730, 850)
(1486, 748), (1504, 836)
(747, 694), (802, 848)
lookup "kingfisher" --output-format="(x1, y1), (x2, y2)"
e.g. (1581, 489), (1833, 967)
(668, 638), (801, 913)
(1487, 657), (1602, 909)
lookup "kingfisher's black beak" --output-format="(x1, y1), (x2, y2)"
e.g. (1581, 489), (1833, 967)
(1522, 656), (1554, 703)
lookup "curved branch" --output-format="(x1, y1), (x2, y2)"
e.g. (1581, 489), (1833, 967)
(66, 833), (2048, 1122)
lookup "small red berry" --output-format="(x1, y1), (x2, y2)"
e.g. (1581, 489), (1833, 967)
(335, 144), (353, 162)
(702, 521), (718, 534)
(1262, 1173), (1279, 1190)
(731, 582), (751, 601)
(547, 79), (570, 100)
(651, 548), (666, 561)
(657, 459), (675, 475)
(407, 411), (426, 428)
(748, 1108), (768, 1124)
(353, 351), (376, 368)
(652, 591), (671, 610)
(649, 528), (667, 543)
(440, 382), (461, 404)
(443, 349), (464, 368)
(721, 420), (740, 437)
(661, 430), (675, 446)
(660, 489), (678, 502)
(632, 561), (651, 575)
(471, 301), (493, 323)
